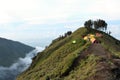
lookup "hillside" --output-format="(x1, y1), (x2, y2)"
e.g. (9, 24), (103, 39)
(0, 38), (34, 67)
(17, 27), (120, 80)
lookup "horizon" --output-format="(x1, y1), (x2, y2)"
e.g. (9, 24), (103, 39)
(0, 0), (120, 47)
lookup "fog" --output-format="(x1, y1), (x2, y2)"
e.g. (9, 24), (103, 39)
(0, 47), (44, 80)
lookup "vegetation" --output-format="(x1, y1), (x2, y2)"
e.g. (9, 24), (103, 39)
(84, 19), (93, 29)
(17, 26), (120, 80)
(84, 19), (107, 31)
(51, 31), (72, 46)
(64, 54), (100, 80)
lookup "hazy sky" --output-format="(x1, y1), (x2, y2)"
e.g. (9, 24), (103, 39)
(0, 0), (120, 47)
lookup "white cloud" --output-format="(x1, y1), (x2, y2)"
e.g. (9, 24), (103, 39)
(0, 0), (120, 24)
(86, 0), (120, 20)
(64, 25), (82, 31)
(108, 25), (120, 40)
(0, 0), (120, 46)
(108, 25), (120, 34)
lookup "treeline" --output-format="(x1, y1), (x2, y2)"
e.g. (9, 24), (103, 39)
(59, 31), (72, 39)
(50, 31), (72, 45)
(84, 19), (107, 31)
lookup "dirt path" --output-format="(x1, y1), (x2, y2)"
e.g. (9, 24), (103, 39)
(71, 43), (111, 68)
(88, 43), (110, 58)
(61, 43), (120, 79)
(61, 43), (111, 77)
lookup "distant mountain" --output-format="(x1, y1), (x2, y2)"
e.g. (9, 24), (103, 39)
(17, 27), (120, 80)
(0, 37), (34, 67)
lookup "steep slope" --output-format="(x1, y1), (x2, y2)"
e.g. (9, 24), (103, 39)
(0, 38), (34, 67)
(17, 27), (120, 80)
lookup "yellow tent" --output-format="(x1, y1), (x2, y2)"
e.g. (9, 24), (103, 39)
(90, 37), (96, 43)
(83, 36), (88, 41)
(89, 34), (95, 38)
(83, 34), (96, 43)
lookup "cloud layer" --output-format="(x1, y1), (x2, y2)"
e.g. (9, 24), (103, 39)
(0, 0), (120, 46)
(0, 0), (120, 24)
(0, 47), (44, 80)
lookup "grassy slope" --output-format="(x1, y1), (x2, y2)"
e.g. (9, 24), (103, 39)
(17, 27), (120, 80)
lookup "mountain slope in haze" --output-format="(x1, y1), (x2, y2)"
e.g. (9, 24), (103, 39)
(0, 38), (34, 67)
(17, 27), (120, 80)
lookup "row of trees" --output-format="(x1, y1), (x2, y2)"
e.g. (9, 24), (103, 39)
(84, 19), (107, 31)
(52, 31), (72, 44)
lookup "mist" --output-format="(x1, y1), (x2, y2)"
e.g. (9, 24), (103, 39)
(0, 47), (44, 80)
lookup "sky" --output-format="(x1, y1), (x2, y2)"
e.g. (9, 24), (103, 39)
(0, 0), (120, 47)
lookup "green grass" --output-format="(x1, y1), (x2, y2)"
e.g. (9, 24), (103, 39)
(17, 27), (120, 80)
(64, 54), (100, 80)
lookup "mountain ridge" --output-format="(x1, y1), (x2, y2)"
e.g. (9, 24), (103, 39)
(0, 37), (35, 67)
(17, 27), (120, 80)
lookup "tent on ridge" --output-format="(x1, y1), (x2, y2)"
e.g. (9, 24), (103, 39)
(72, 40), (76, 44)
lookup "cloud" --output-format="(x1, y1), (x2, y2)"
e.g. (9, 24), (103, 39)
(108, 25), (120, 40)
(0, 0), (120, 24)
(86, 0), (120, 20)
(64, 25), (82, 31)
(0, 22), (64, 46)
(0, 47), (44, 80)
(0, 0), (120, 46)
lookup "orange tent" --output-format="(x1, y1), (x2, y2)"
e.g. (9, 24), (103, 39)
(90, 37), (96, 43)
